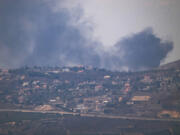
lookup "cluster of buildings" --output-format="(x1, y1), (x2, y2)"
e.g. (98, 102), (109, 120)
(0, 67), (180, 118)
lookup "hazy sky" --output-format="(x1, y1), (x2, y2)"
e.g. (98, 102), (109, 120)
(0, 0), (179, 70)
(65, 0), (180, 63)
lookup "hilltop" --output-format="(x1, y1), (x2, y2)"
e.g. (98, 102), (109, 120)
(159, 59), (180, 70)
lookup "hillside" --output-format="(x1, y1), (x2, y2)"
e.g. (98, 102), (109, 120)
(0, 64), (180, 119)
(159, 60), (180, 70)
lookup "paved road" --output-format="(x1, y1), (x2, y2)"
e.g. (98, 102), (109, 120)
(0, 109), (180, 122)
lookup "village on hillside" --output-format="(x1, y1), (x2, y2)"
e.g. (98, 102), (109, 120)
(0, 65), (180, 119)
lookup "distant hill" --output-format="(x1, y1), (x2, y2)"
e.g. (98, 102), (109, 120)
(159, 59), (180, 70)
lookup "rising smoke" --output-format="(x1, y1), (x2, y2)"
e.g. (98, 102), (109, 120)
(0, 0), (174, 71)
(109, 28), (173, 71)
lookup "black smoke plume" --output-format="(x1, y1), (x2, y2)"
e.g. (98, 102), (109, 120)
(109, 28), (173, 71)
(0, 1), (174, 71)
(0, 0), (101, 68)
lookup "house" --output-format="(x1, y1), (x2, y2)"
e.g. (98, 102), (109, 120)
(104, 75), (111, 79)
(131, 96), (151, 101)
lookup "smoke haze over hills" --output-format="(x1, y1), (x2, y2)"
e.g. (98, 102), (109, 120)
(0, 0), (174, 71)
